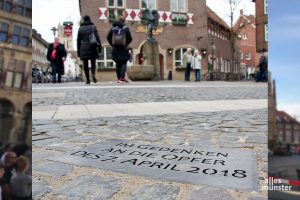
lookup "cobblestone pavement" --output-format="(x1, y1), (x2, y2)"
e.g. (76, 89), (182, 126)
(32, 81), (268, 200)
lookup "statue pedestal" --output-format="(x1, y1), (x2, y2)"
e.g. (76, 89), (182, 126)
(127, 65), (154, 81)
(143, 40), (160, 80)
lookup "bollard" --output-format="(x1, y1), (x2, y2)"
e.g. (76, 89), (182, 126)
(168, 71), (172, 80)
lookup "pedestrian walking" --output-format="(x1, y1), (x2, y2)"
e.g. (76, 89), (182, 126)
(182, 48), (193, 81)
(77, 15), (102, 84)
(256, 53), (268, 82)
(46, 37), (67, 83)
(107, 15), (132, 83)
(191, 50), (202, 81)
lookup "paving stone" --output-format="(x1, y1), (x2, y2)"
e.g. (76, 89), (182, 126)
(128, 184), (180, 200)
(247, 135), (267, 144)
(32, 150), (59, 163)
(32, 181), (52, 199)
(186, 187), (234, 200)
(51, 139), (259, 191)
(54, 175), (121, 200)
(247, 196), (267, 200)
(46, 130), (79, 139)
(33, 137), (62, 148)
(34, 161), (74, 176)
(46, 142), (86, 152)
(69, 135), (103, 143)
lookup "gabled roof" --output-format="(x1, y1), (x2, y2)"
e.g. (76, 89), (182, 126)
(206, 6), (230, 30)
(276, 111), (300, 124)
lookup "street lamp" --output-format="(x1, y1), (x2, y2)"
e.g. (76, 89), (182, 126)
(51, 27), (58, 37)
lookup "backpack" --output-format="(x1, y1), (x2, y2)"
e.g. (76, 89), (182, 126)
(112, 26), (127, 46)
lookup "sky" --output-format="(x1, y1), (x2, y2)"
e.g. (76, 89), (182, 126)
(269, 0), (300, 120)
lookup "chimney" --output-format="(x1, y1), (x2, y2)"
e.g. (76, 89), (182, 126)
(240, 9), (243, 15)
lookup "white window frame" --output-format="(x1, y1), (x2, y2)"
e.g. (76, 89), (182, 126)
(242, 33), (248, 40)
(140, 0), (157, 10)
(170, 0), (187, 13)
(240, 51), (243, 60)
(107, 0), (125, 8)
(174, 48), (186, 68)
(264, 23), (268, 42)
(264, 0), (268, 14)
(97, 46), (114, 69)
(245, 53), (251, 60)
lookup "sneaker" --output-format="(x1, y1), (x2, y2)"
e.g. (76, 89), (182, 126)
(86, 81), (90, 84)
(121, 78), (129, 83)
(118, 79), (125, 84)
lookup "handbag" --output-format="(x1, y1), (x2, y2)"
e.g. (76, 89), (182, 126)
(89, 26), (98, 47)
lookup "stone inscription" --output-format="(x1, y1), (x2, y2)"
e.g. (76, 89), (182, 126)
(51, 139), (258, 191)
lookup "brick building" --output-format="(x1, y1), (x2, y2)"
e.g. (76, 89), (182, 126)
(234, 10), (260, 79)
(78, 0), (241, 81)
(252, 0), (268, 52)
(32, 29), (49, 72)
(276, 111), (300, 147)
(0, 0), (32, 145)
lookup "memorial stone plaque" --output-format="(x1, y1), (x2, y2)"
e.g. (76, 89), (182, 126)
(50, 139), (259, 191)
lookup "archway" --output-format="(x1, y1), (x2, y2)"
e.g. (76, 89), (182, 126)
(0, 99), (15, 142)
(19, 102), (32, 143)
(136, 41), (165, 79)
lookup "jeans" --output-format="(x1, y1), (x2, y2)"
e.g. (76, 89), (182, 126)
(116, 60), (127, 80)
(51, 62), (61, 83)
(185, 63), (191, 81)
(83, 59), (96, 82)
(195, 69), (201, 81)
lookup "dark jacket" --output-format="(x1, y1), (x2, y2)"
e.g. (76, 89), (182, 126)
(107, 21), (132, 62)
(47, 43), (67, 75)
(77, 21), (102, 60)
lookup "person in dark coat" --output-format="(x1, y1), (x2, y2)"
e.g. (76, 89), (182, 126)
(107, 15), (132, 83)
(77, 15), (102, 84)
(46, 37), (67, 83)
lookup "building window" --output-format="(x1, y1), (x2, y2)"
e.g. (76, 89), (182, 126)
(245, 53), (251, 60)
(174, 48), (186, 68)
(0, 22), (9, 42)
(107, 0), (125, 21)
(171, 0), (187, 25)
(12, 26), (30, 47)
(264, 0), (268, 14)
(240, 51), (243, 59)
(1, 0), (13, 12)
(141, 0), (156, 9)
(242, 33), (248, 40)
(97, 46), (114, 69)
(4, 59), (24, 89)
(264, 23), (268, 42)
(15, 0), (32, 17)
(0, 57), (4, 77)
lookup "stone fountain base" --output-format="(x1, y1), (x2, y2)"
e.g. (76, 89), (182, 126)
(127, 65), (154, 81)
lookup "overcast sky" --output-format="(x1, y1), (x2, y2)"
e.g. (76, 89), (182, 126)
(32, 0), (255, 48)
(269, 0), (300, 120)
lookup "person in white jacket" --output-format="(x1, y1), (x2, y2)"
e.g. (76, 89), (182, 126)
(191, 50), (202, 81)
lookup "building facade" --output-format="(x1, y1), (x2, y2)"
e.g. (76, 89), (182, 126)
(0, 0), (32, 145)
(79, 0), (241, 81)
(57, 22), (81, 79)
(276, 111), (300, 147)
(32, 29), (49, 73)
(235, 10), (260, 80)
(253, 0), (268, 52)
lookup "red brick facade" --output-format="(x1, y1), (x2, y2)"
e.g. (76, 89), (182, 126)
(79, 0), (240, 80)
(235, 11), (260, 79)
(253, 0), (268, 52)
